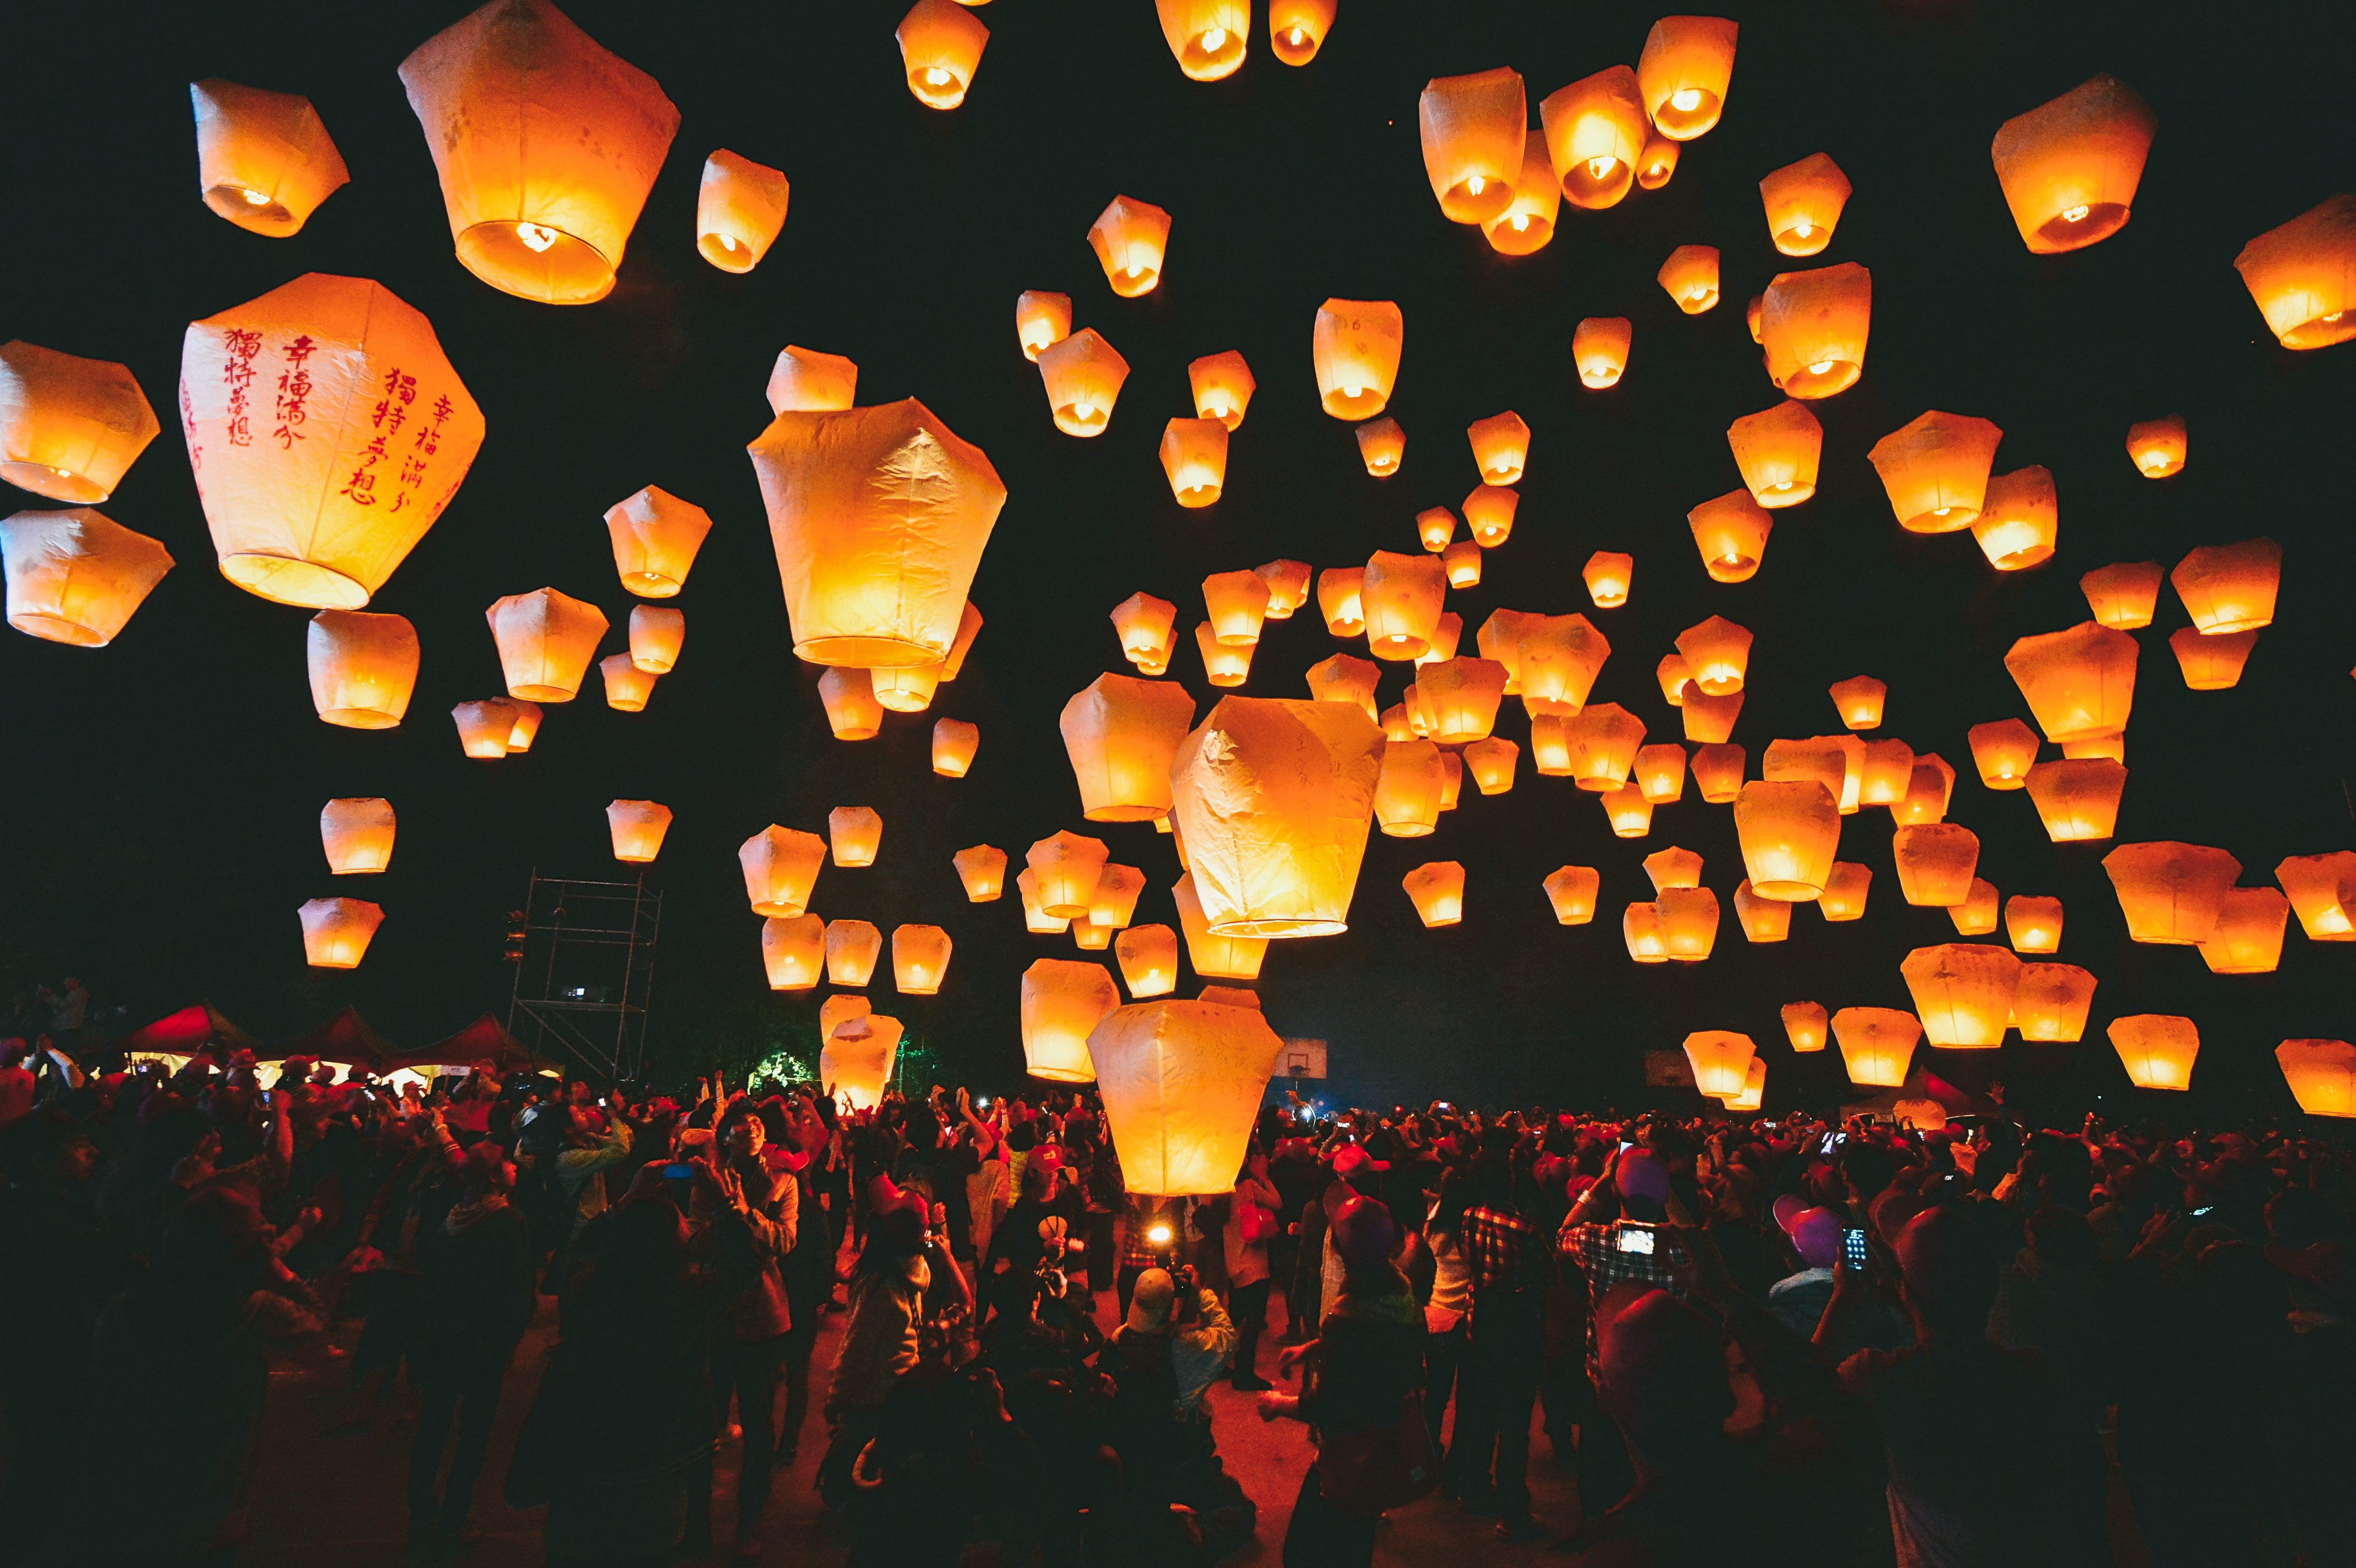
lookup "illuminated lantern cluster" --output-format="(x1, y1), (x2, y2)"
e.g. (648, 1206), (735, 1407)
(0, 508), (174, 647)
(190, 79), (349, 237)
(2233, 196), (2356, 351)
(1112, 592), (1178, 675)
(1991, 75), (2156, 254)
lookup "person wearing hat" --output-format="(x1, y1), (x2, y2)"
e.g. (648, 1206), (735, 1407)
(1105, 1263), (1237, 1529)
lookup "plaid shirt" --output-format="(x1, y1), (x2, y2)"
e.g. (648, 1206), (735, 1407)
(1460, 1204), (1541, 1295)
(1557, 1219), (1689, 1363)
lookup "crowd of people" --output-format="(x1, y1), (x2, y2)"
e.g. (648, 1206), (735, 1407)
(2, 1023), (2354, 1568)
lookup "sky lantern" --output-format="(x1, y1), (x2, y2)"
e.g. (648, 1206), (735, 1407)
(2025, 758), (2126, 842)
(1435, 755), (1462, 813)
(1355, 417), (1406, 477)
(1991, 75), (2156, 254)
(2079, 561), (2162, 630)
(1160, 418), (1229, 507)
(189, 79), (349, 237)
(1833, 1008), (1919, 1088)
(1173, 871), (1266, 979)
(1682, 689), (1744, 745)
(1734, 882), (1791, 942)
(1543, 865), (1599, 925)
(826, 806), (884, 870)
(1442, 540), (1483, 588)
(2279, 1040), (2356, 1117)
(1656, 656), (1692, 705)
(952, 843), (1006, 903)
(1088, 195), (1171, 295)
(1022, 959), (1120, 1081)
(820, 1014), (899, 1112)
(2127, 415), (2186, 479)
(603, 486), (711, 600)
(1552, 703), (1644, 791)
(1477, 608), (1536, 693)
(1658, 246), (1721, 314)
(1312, 300), (1404, 421)
(1638, 13), (1736, 139)
(1820, 862), (1871, 920)
(1574, 317), (1632, 389)
(1759, 152), (1850, 256)
(2064, 733), (2125, 764)
(1115, 926), (1180, 998)
(1761, 262), (1871, 399)
(764, 347), (856, 416)
(0, 508), (172, 648)
(1036, 329), (1130, 437)
(1254, 559), (1311, 620)
(299, 897), (382, 969)
(695, 150), (788, 272)
(1317, 568), (1366, 638)
(1027, 831), (1110, 920)
(1467, 412), (1530, 485)
(2232, 197), (2356, 350)
(1972, 466), (2058, 571)
(1404, 861), (1465, 927)
(1306, 653), (1380, 722)
(1967, 719), (2038, 790)
(1726, 400), (1822, 509)
(2105, 841), (2241, 945)
(1015, 291), (1071, 362)
(2005, 621), (2137, 743)
(1902, 943), (2018, 1047)
(1603, 783), (1654, 838)
(1170, 697), (1383, 938)
(1692, 743), (1745, 803)
(320, 797), (396, 876)
(1487, 134), (1563, 254)
(1734, 780), (1837, 900)
(1270, 0), (1334, 63)
(1360, 550), (1445, 660)
(305, 610), (418, 730)
(1722, 1054), (1768, 1111)
(1583, 551), (1633, 609)
(2277, 852), (2356, 940)
(1676, 616), (1751, 695)
(1638, 132), (1680, 190)
(504, 700), (543, 751)
(1682, 1031), (1755, 1100)
(622, 605), (686, 676)
(451, 699), (517, 759)
(1194, 623), (1252, 686)
(929, 717), (981, 777)
(1465, 736), (1519, 795)
(1375, 739), (1446, 837)
(1826, 676), (1886, 731)
(1112, 591), (1178, 669)
(1184, 351), (1257, 432)
(2109, 1015), (2197, 1091)
(1644, 846), (1703, 893)
(2002, 894), (2062, 953)
(1623, 902), (1667, 962)
(1515, 614), (1610, 714)
(1092, 996), (1283, 1194)
(1894, 824), (1979, 907)
(2198, 887), (2288, 974)
(1635, 743), (1687, 804)
(605, 799), (671, 863)
(0, 344), (160, 506)
(184, 275), (485, 607)
(760, 915), (824, 991)
(1062, 674), (1197, 821)
(1418, 68), (1526, 224)
(2171, 538), (2280, 634)
(749, 400), (1003, 670)
(1462, 485), (1518, 549)
(1419, 657), (1508, 744)
(1089, 865), (1147, 930)
(1782, 1001), (1828, 1052)
(2171, 626), (2258, 690)
(399, 0), (677, 305)
(2008, 962), (2094, 1043)
(1202, 570), (1270, 645)
(1540, 65), (1647, 210)
(599, 653), (656, 712)
(1859, 740), (1914, 807)
(487, 588), (606, 702)
(1156, 0), (1249, 80)
(896, 0), (989, 108)
(738, 826), (827, 918)
(824, 920), (883, 987)
(817, 666), (883, 741)
(1764, 738), (1849, 811)
(1867, 411), (2003, 533)
(1686, 491), (1773, 583)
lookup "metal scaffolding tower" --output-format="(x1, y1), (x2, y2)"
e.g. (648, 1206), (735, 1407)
(506, 870), (661, 1081)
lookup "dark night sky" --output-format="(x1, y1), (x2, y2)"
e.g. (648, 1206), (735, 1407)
(5, 0), (2354, 1121)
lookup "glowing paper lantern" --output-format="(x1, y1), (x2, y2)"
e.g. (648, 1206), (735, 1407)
(739, 827), (827, 917)
(1174, 353), (1256, 436)
(320, 798), (395, 876)
(1299, 655), (1374, 723)
(1857, 740), (1912, 807)
(1116, 926), (1179, 998)
(1812, 861), (1868, 920)
(1900, 943), (2018, 1048)
(1644, 847), (1703, 894)
(1200, 572), (1270, 648)
(1317, 569), (1365, 638)
(1313, 300), (1403, 420)
(1996, 894), (2057, 953)
(820, 1014), (900, 1111)
(2014, 963), (2095, 1042)
(605, 799), (671, 863)
(1417, 657), (1506, 745)
(1419, 68), (1525, 224)
(2127, 415), (2186, 479)
(1868, 412), (2003, 534)
(2103, 841), (2241, 945)
(1088, 195), (1171, 296)
(2025, 758), (2125, 842)
(1764, 738), (1849, 813)
(818, 667), (883, 741)
(1036, 329), (1130, 438)
(1782, 1001), (1827, 1051)
(1638, 14), (1736, 139)
(1404, 861), (1465, 927)
(1759, 152), (1850, 256)
(1539, 66), (1647, 210)
(189, 79), (349, 237)
(1026, 831), (1110, 920)
(761, 915), (823, 991)
(1554, 704), (1645, 792)
(0, 344), (159, 507)
(2006, 622), (2136, 743)
(1583, 551), (1633, 609)
(1087, 866), (1146, 932)
(1726, 401), (1822, 510)
(1015, 291), (1071, 362)
(695, 150), (788, 271)
(897, 0), (989, 109)
(2170, 626), (2257, 690)
(1603, 784), (1654, 838)
(1893, 824), (1979, 907)
(1967, 719), (2038, 790)
(1682, 689), (1744, 746)
(1156, 0), (1249, 81)
(600, 485), (710, 599)
(1462, 486), (1517, 549)
(398, 0), (679, 305)
(2232, 197), (2356, 350)
(1356, 417), (1406, 476)
(2109, 1015), (2196, 1091)
(1692, 743), (1745, 803)
(1020, 958), (1119, 1082)
(1822, 677), (1885, 732)
(1476, 609), (1536, 694)
(2198, 888), (2287, 974)
(504, 702), (541, 752)
(1734, 882), (1790, 942)
(1093, 996), (1283, 1194)
(1486, 134), (1562, 254)
(483, 588), (604, 702)
(0, 508), (171, 648)
(595, 653), (653, 712)
(765, 347), (856, 416)
(296, 612), (421, 734)
(1969, 466), (2058, 571)
(1635, 744), (1687, 804)
(1542, 866), (1599, 925)
(1638, 132), (1679, 190)
(952, 843), (1006, 903)
(824, 920), (883, 987)
(2171, 538), (2280, 634)
(299, 897), (383, 969)
(1746, 295), (1764, 343)
(1991, 75), (2156, 254)
(1270, 0), (1334, 63)
(2078, 562), (2163, 631)
(2278, 1039), (2356, 1117)
(1254, 560), (1310, 621)
(1733, 781), (1837, 901)
(451, 700), (517, 759)
(1361, 551), (1444, 661)
(1575, 317), (1632, 389)
(1761, 262), (1871, 399)
(930, 717), (980, 778)
(2277, 852), (2356, 940)
(1112, 592), (1178, 668)
(1624, 902), (1667, 962)
(1442, 540), (1483, 588)
(617, 606), (685, 679)
(1676, 616), (1751, 696)
(1465, 413), (1530, 487)
(748, 400), (1004, 669)
(2063, 734), (2125, 763)
(1374, 740), (1446, 838)
(1512, 614), (1609, 716)
(1832, 1007), (1918, 1088)
(1173, 872), (1265, 979)
(1687, 491), (1773, 583)
(1682, 1031), (1756, 1099)
(1194, 623), (1252, 686)
(1158, 418), (1228, 508)
(828, 806), (883, 870)
(1658, 246), (1721, 314)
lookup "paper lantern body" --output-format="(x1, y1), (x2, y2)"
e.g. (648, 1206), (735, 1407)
(1681, 689), (1744, 745)
(749, 400), (1004, 669)
(1486, 134), (1562, 254)
(1761, 262), (1871, 399)
(300, 897), (383, 969)
(1833, 1007), (1919, 1088)
(1170, 697), (1383, 938)
(1021, 959), (1120, 1081)
(942, 844), (1004, 904)
(1973, 466), (2058, 570)
(1404, 861), (1465, 927)
(597, 653), (654, 712)
(2198, 887), (2287, 974)
(451, 699), (517, 758)
(824, 920), (883, 987)
(1517, 613), (1611, 713)
(2171, 626), (2257, 690)
(1160, 419), (1228, 508)
(0, 343), (161, 505)
(2025, 759), (2126, 842)
(1893, 824), (1980, 907)
(605, 799), (671, 862)
(1269, 0), (1334, 63)
(2104, 841), (2241, 945)
(1464, 736), (1518, 795)
(1658, 888), (1720, 961)
(739, 827), (827, 917)
(190, 78), (350, 236)
(1603, 784), (1653, 839)
(2062, 734), (2125, 764)
(897, 0), (989, 109)
(1734, 781), (1837, 900)
(1682, 1031), (1756, 1099)
(300, 610), (416, 730)
(1088, 865), (1146, 930)
(1027, 831), (1111, 920)
(1692, 744), (1745, 803)
(1857, 740), (1914, 808)
(1643, 846), (1702, 895)
(1304, 654), (1380, 723)
(1253, 559), (1310, 621)
(1116, 925), (1180, 997)
(1313, 301), (1404, 421)
(1172, 872), (1267, 980)
(1551, 704), (1645, 791)
(320, 797), (396, 875)
(1819, 862), (1871, 921)
(2109, 1015), (2197, 1091)
(1687, 491), (1773, 583)
(1317, 568), (1365, 638)
(1727, 400), (1822, 508)
(1466, 412), (1529, 486)
(603, 486), (712, 599)
(2006, 622), (2137, 743)
(1539, 65), (1647, 210)
(1015, 291), (1071, 361)
(1635, 744), (1687, 804)
(1583, 551), (1633, 609)
(1637, 132), (1680, 190)
(1658, 246), (1721, 314)
(829, 806), (884, 869)
(1201, 572), (1268, 648)
(1968, 719), (2038, 790)
(182, 275), (485, 608)
(2126, 416), (2187, 479)
(1901, 943), (2019, 1047)
(1091, 998), (1281, 1194)
(1462, 486), (1517, 548)
(2079, 561), (2162, 630)
(1414, 657), (1504, 744)
(1111, 591), (1178, 667)
(1782, 1001), (1828, 1052)
(1156, 0), (1249, 80)
(1763, 738), (1850, 813)
(1623, 902), (1667, 962)
(1036, 330), (1130, 437)
(1418, 68), (1525, 223)
(0, 508), (174, 648)
(1638, 14), (1736, 139)
(1180, 351), (1256, 433)
(2014, 964), (2096, 1042)
(818, 667), (883, 740)
(1867, 411), (2003, 533)
(765, 347), (856, 416)
(1676, 616), (1751, 696)
(760, 915), (823, 991)
(1361, 551), (1445, 661)
(1734, 881), (1791, 942)
(932, 717), (980, 777)
(1991, 75), (2155, 254)
(1543, 865), (1599, 925)
(1193, 623), (1252, 687)
(1826, 676), (1885, 732)
(696, 150), (788, 271)
(820, 1015), (900, 1111)
(2000, 894), (2059, 952)
(2171, 538), (2280, 634)
(2233, 196), (2356, 350)
(2279, 1039), (2356, 1117)
(1355, 418), (1405, 476)
(1759, 152), (1850, 256)
(1089, 195), (1171, 296)
(487, 588), (607, 701)
(1374, 740), (1445, 838)
(398, 0), (679, 305)
(1574, 317), (1632, 389)
(2277, 852), (2356, 940)
(622, 605), (685, 675)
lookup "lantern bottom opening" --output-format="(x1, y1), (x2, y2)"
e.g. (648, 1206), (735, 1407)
(1320, 390), (1389, 421)
(620, 572), (683, 598)
(0, 460), (107, 504)
(1772, 228), (1831, 258)
(456, 222), (618, 306)
(1748, 880), (1823, 903)
(796, 635), (949, 669)
(203, 185), (298, 232)
(1898, 507), (1979, 534)
(1027, 1064), (1096, 1084)
(2029, 203), (2130, 253)
(320, 707), (403, 730)
(1776, 362), (1860, 400)
(220, 553), (370, 610)
(1208, 916), (1347, 938)
(507, 683), (580, 703)
(10, 612), (111, 648)
(1487, 220), (1554, 256)
(2280, 310), (2356, 351)
(698, 231), (761, 272)
(1756, 481), (1814, 508)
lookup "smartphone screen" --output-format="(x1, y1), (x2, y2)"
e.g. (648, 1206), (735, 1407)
(1615, 1225), (1655, 1256)
(1842, 1227), (1869, 1268)
(662, 1163), (694, 1180)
